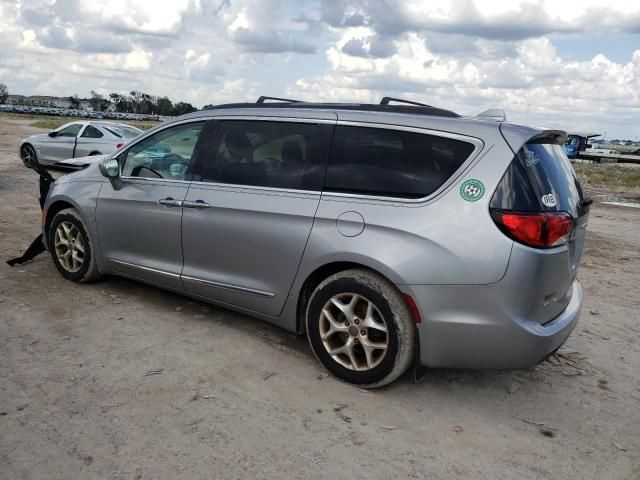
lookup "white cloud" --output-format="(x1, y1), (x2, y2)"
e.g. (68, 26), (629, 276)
(0, 0), (638, 138)
(288, 29), (640, 136)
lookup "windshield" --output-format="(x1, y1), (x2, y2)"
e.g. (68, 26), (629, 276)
(565, 136), (580, 146)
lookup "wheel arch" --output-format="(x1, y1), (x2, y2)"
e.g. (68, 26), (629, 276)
(295, 261), (398, 334)
(44, 200), (77, 237)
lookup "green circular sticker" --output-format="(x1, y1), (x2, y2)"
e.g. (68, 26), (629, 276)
(460, 179), (485, 202)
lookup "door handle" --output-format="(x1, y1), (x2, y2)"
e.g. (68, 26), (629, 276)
(182, 200), (211, 209)
(158, 197), (183, 207)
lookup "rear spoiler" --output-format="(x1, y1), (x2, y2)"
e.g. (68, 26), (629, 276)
(500, 124), (568, 154)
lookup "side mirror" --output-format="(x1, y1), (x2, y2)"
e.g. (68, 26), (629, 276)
(99, 157), (122, 190)
(48, 131), (57, 137)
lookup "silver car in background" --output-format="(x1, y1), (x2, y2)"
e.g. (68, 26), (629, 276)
(20, 121), (142, 167)
(40, 97), (590, 387)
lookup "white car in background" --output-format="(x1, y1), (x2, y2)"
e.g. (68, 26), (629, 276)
(20, 121), (143, 167)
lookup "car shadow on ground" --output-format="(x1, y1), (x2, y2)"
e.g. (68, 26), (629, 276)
(99, 274), (563, 393)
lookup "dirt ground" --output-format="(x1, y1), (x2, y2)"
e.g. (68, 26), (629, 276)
(0, 117), (638, 480)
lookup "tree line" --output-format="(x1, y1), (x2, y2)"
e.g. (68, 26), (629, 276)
(85, 90), (197, 116)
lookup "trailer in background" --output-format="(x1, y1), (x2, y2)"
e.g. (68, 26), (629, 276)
(564, 132), (640, 164)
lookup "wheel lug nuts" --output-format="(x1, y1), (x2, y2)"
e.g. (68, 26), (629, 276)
(361, 330), (366, 335)
(354, 319), (360, 325)
(354, 338), (360, 344)
(344, 321), (349, 326)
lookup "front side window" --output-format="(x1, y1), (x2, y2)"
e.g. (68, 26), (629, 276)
(121, 122), (205, 180)
(325, 126), (476, 198)
(81, 125), (103, 138)
(200, 120), (321, 190)
(56, 124), (83, 137)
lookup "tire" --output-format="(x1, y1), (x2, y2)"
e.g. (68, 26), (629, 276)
(48, 208), (102, 283)
(20, 143), (38, 168)
(306, 269), (415, 388)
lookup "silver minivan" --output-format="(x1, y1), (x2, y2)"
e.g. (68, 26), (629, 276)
(42, 98), (589, 387)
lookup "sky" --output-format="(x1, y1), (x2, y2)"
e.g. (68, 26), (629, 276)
(0, 0), (639, 139)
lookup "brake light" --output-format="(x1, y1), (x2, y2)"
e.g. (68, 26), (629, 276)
(491, 210), (574, 248)
(116, 143), (124, 149)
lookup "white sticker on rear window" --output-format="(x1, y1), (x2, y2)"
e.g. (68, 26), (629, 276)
(541, 193), (557, 207)
(524, 148), (540, 166)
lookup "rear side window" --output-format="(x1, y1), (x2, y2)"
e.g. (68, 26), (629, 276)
(324, 126), (476, 198)
(199, 120), (327, 190)
(81, 125), (103, 138)
(491, 142), (585, 217)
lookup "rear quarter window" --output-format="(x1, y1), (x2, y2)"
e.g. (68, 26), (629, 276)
(325, 126), (475, 198)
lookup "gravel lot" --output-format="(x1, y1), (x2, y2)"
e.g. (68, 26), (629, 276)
(1, 117), (639, 480)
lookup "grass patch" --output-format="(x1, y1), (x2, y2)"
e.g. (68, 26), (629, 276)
(573, 163), (640, 190)
(30, 119), (66, 130)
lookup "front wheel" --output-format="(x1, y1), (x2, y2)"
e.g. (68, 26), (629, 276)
(48, 208), (102, 283)
(306, 269), (415, 388)
(20, 144), (38, 168)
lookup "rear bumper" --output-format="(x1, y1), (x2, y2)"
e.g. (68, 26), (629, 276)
(404, 280), (582, 369)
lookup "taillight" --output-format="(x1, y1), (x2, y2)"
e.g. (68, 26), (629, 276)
(116, 143), (124, 149)
(491, 210), (574, 248)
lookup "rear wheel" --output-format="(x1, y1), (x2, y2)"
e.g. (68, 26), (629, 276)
(49, 208), (102, 283)
(306, 269), (415, 388)
(20, 144), (38, 168)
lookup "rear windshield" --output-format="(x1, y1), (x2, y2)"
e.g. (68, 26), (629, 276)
(491, 142), (585, 217)
(104, 126), (141, 139)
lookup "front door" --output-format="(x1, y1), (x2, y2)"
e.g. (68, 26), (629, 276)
(96, 120), (207, 289)
(41, 123), (82, 162)
(181, 118), (334, 316)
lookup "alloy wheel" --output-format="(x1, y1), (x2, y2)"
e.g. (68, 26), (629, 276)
(54, 221), (85, 273)
(21, 145), (36, 168)
(319, 292), (389, 371)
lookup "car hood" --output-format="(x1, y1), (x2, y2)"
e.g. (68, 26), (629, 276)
(54, 157), (107, 184)
(56, 154), (109, 168)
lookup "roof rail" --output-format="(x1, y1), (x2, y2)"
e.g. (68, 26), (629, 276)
(202, 101), (461, 118)
(477, 108), (506, 122)
(380, 97), (431, 107)
(256, 96), (301, 104)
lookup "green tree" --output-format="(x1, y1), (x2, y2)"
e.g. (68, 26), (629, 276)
(109, 93), (134, 112)
(69, 94), (81, 109)
(90, 91), (111, 111)
(0, 83), (8, 104)
(156, 96), (173, 116)
(173, 101), (197, 116)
